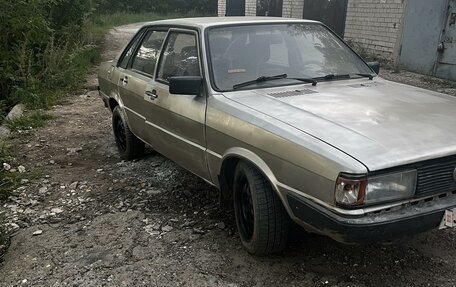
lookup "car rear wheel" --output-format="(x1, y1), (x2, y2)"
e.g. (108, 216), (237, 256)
(112, 106), (144, 160)
(233, 161), (289, 255)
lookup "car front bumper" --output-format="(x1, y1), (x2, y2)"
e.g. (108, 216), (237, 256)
(287, 192), (456, 244)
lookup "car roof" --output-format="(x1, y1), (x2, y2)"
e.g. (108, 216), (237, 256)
(142, 16), (321, 29)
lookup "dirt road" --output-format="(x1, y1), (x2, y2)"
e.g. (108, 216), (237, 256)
(1, 23), (456, 287)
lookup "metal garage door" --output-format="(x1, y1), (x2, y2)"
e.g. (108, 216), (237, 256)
(303, 0), (348, 37)
(226, 0), (246, 16)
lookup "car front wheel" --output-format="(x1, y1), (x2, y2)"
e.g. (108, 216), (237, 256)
(233, 161), (289, 255)
(112, 106), (144, 160)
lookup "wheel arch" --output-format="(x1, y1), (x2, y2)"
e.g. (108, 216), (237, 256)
(108, 97), (119, 111)
(108, 93), (124, 110)
(218, 147), (289, 212)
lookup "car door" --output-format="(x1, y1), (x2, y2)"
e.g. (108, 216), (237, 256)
(99, 29), (144, 112)
(143, 28), (210, 181)
(117, 28), (168, 140)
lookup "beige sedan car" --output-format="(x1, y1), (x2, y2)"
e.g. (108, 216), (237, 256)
(98, 17), (456, 255)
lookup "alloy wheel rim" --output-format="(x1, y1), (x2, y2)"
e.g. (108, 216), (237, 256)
(115, 117), (127, 151)
(237, 175), (254, 241)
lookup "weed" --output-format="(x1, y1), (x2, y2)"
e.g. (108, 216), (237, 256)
(0, 141), (43, 200)
(0, 213), (7, 251)
(6, 110), (54, 131)
(346, 40), (378, 62)
(0, 142), (14, 200)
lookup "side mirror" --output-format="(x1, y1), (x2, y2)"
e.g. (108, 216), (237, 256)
(169, 76), (203, 95)
(367, 61), (380, 74)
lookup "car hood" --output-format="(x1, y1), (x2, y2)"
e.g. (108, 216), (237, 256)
(226, 78), (456, 171)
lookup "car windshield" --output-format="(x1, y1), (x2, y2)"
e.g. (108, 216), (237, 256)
(207, 23), (373, 91)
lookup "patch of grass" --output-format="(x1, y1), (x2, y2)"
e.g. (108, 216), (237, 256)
(0, 168), (44, 200)
(6, 111), (54, 131)
(0, 214), (7, 251)
(0, 142), (15, 200)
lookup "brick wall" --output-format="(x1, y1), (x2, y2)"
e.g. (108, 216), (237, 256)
(277, 0), (405, 60)
(282, 0), (304, 18)
(344, 0), (405, 60)
(245, 0), (257, 16)
(218, 0), (226, 16)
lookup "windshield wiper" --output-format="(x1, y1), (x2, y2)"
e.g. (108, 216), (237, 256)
(355, 73), (375, 80)
(314, 73), (375, 81)
(286, 77), (318, 86)
(313, 74), (351, 81)
(233, 74), (318, 89)
(233, 74), (288, 90)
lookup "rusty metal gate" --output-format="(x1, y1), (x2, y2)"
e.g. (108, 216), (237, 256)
(226, 0), (245, 16)
(302, 0), (348, 37)
(400, 0), (456, 81)
(256, 0), (283, 16)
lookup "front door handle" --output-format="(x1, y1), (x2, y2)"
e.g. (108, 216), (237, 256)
(145, 90), (158, 100)
(121, 76), (128, 86)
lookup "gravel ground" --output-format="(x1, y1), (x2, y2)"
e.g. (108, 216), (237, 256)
(1, 23), (456, 287)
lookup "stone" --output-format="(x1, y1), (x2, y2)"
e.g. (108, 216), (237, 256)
(38, 187), (48, 194)
(17, 165), (26, 173)
(146, 189), (162, 195)
(69, 182), (78, 190)
(51, 207), (63, 214)
(143, 225), (160, 236)
(161, 225), (174, 232)
(3, 163), (11, 171)
(6, 103), (25, 121)
(0, 125), (11, 140)
(33, 230), (43, 236)
(9, 223), (20, 230)
(216, 222), (226, 230)
(192, 228), (205, 235)
(66, 147), (83, 156)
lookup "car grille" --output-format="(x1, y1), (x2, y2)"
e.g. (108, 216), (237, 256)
(416, 155), (456, 196)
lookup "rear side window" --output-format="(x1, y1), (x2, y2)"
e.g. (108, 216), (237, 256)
(157, 32), (200, 83)
(131, 30), (167, 76)
(118, 32), (143, 69)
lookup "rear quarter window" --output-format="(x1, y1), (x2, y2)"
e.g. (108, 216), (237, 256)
(118, 31), (144, 69)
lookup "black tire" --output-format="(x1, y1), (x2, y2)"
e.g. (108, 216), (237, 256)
(112, 106), (144, 160)
(233, 161), (289, 255)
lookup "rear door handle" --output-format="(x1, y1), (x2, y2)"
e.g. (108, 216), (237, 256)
(121, 76), (128, 85)
(145, 90), (158, 100)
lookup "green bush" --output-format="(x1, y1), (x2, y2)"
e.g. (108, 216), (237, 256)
(96, 0), (217, 14)
(0, 0), (99, 117)
(0, 0), (217, 121)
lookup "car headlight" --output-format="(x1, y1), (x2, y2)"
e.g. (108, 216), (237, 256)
(335, 170), (417, 206)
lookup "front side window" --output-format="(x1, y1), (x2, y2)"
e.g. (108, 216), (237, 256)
(130, 30), (167, 76)
(157, 32), (200, 83)
(207, 23), (373, 91)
